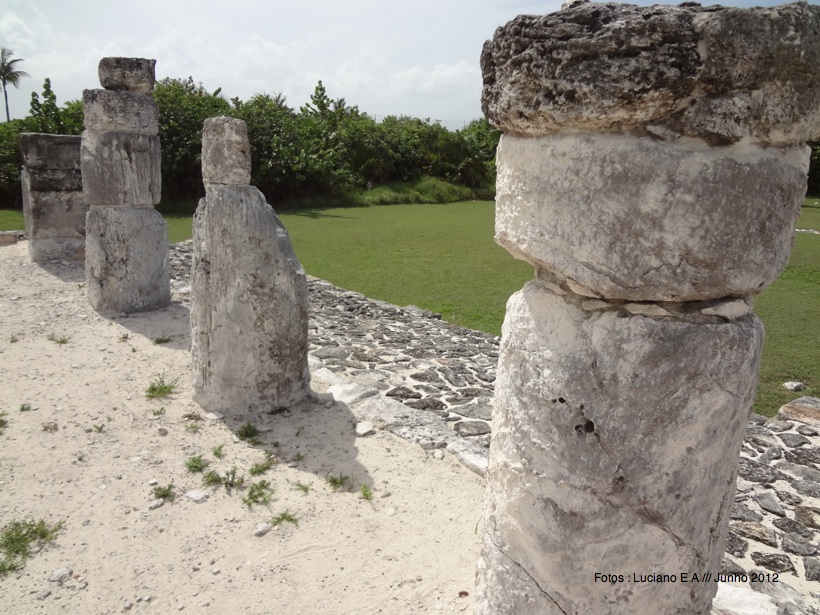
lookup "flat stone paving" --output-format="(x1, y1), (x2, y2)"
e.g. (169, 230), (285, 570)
(168, 240), (820, 607)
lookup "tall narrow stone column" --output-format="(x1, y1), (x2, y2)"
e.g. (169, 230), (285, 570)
(476, 3), (820, 614)
(19, 133), (86, 263)
(82, 57), (170, 314)
(191, 117), (310, 415)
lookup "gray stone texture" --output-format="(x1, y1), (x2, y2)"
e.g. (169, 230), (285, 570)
(480, 2), (820, 145)
(82, 89), (158, 133)
(98, 57), (156, 93)
(191, 185), (310, 413)
(85, 207), (170, 313)
(477, 281), (763, 614)
(495, 133), (807, 302)
(80, 131), (161, 206)
(19, 133), (87, 263)
(201, 117), (252, 186)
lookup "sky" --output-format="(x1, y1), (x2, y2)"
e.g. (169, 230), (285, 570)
(0, 0), (810, 130)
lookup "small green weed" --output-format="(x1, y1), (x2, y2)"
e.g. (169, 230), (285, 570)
(271, 511), (299, 527)
(0, 412), (7, 435)
(223, 467), (245, 489)
(249, 460), (273, 476)
(152, 407), (166, 416)
(118, 333), (129, 342)
(293, 452), (305, 462)
(236, 421), (259, 440)
(185, 455), (209, 473)
(243, 480), (273, 508)
(145, 373), (178, 400)
(202, 470), (223, 487)
(19, 403), (31, 412)
(76, 453), (85, 462)
(93, 424), (105, 433)
(212, 444), (225, 459)
(9, 335), (17, 343)
(47, 333), (70, 345)
(327, 474), (349, 491)
(153, 336), (172, 345)
(295, 426), (304, 437)
(0, 519), (63, 575)
(42, 422), (58, 433)
(185, 423), (200, 433)
(153, 484), (175, 501)
(293, 481), (311, 494)
(360, 484), (373, 500)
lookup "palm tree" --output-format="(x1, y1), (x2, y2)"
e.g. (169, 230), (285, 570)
(0, 48), (30, 122)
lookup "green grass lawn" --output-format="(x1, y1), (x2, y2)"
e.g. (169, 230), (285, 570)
(1, 199), (817, 416)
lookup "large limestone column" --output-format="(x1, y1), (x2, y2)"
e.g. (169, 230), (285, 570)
(475, 3), (820, 614)
(81, 57), (170, 314)
(19, 133), (86, 263)
(190, 117), (310, 414)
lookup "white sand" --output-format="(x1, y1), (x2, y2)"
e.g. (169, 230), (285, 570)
(0, 241), (484, 614)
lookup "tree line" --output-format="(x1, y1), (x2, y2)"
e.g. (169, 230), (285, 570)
(0, 77), (500, 210)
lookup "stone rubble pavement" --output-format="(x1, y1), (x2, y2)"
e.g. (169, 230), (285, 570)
(168, 240), (820, 612)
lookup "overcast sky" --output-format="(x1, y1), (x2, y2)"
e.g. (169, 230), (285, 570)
(0, 0), (808, 130)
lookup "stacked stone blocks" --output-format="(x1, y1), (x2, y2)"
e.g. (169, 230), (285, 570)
(191, 117), (310, 415)
(19, 133), (86, 262)
(81, 57), (170, 314)
(476, 3), (820, 614)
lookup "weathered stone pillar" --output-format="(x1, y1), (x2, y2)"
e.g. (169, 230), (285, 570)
(19, 133), (86, 263)
(476, 3), (820, 614)
(191, 117), (310, 414)
(81, 57), (170, 314)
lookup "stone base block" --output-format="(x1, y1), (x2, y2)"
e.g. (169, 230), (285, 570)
(191, 185), (310, 414)
(476, 281), (763, 615)
(495, 134), (808, 301)
(81, 131), (161, 206)
(86, 207), (170, 313)
(83, 89), (158, 133)
(29, 238), (85, 263)
(19, 133), (81, 170)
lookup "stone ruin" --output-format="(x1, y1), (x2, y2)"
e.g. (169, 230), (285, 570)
(19, 133), (86, 263)
(475, 2), (820, 614)
(81, 57), (170, 314)
(190, 116), (311, 415)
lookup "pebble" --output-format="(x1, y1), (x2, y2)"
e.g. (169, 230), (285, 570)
(254, 523), (272, 537)
(148, 499), (164, 510)
(355, 421), (375, 437)
(185, 490), (209, 503)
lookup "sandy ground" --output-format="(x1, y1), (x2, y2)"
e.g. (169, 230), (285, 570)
(0, 241), (485, 615)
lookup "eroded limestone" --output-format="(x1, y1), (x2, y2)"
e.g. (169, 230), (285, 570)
(80, 131), (161, 206)
(495, 133), (807, 302)
(191, 185), (310, 413)
(98, 57), (156, 93)
(85, 207), (170, 313)
(201, 117), (251, 186)
(19, 133), (86, 263)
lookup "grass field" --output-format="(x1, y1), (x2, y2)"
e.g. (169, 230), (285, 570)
(1, 199), (817, 417)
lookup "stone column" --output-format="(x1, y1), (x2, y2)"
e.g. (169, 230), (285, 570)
(190, 117), (310, 414)
(19, 133), (86, 263)
(81, 57), (170, 314)
(475, 3), (820, 614)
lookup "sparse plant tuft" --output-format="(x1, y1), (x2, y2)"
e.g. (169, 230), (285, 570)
(19, 403), (31, 412)
(212, 444), (225, 459)
(93, 424), (105, 433)
(271, 511), (299, 527)
(145, 373), (178, 399)
(42, 421), (58, 433)
(47, 333), (71, 345)
(202, 470), (223, 487)
(0, 412), (7, 435)
(186, 455), (209, 473)
(293, 481), (311, 494)
(0, 519), (63, 575)
(153, 336), (172, 345)
(9, 335), (18, 343)
(118, 333), (129, 342)
(153, 484), (175, 501)
(249, 460), (273, 476)
(185, 422), (200, 433)
(360, 484), (373, 500)
(236, 421), (259, 440)
(243, 480), (273, 508)
(327, 474), (349, 491)
(222, 467), (244, 489)
(152, 407), (166, 416)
